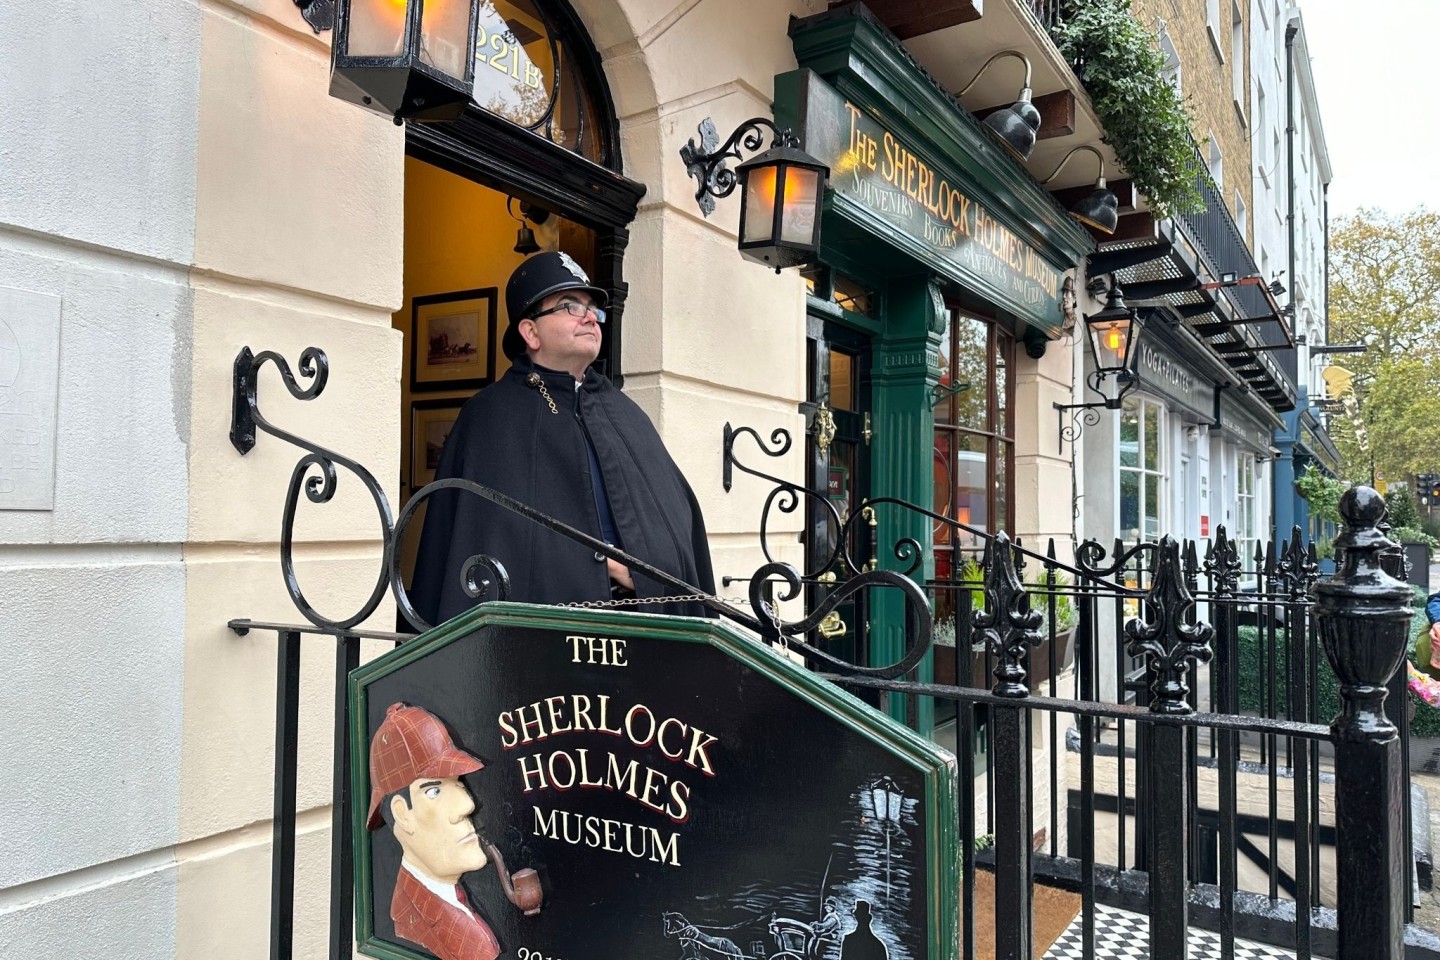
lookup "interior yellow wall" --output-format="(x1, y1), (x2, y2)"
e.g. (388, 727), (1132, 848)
(394, 157), (597, 587)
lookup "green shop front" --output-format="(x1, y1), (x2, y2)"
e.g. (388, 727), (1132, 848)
(774, 8), (1095, 736)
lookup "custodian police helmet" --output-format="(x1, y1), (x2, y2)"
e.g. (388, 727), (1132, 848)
(502, 251), (609, 359)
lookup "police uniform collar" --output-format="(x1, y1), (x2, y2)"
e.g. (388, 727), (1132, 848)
(511, 356), (603, 390)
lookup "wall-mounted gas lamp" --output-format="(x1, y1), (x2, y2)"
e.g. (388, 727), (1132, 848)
(956, 50), (1041, 161)
(329, 0), (479, 123)
(1052, 277), (1147, 450)
(681, 118), (830, 273)
(1041, 144), (1120, 235)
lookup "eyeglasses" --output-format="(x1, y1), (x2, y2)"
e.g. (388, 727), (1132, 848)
(531, 299), (606, 324)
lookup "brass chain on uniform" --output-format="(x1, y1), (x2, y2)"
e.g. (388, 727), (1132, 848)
(526, 373), (559, 415)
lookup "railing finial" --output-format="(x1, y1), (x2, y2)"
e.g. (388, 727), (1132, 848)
(1315, 485), (1413, 742)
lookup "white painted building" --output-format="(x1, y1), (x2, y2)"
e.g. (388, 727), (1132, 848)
(1250, 2), (1332, 388)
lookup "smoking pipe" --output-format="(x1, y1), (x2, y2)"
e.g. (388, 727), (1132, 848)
(485, 840), (543, 916)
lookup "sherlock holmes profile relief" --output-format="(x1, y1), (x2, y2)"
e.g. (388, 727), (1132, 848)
(368, 702), (541, 960)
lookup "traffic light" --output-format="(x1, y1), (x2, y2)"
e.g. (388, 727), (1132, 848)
(1432, 477), (1440, 501)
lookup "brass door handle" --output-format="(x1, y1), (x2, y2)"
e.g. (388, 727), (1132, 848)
(815, 403), (836, 454)
(818, 611), (847, 639)
(863, 411), (873, 445)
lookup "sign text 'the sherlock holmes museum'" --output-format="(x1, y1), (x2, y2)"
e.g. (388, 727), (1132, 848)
(352, 605), (957, 960)
(786, 69), (1068, 332)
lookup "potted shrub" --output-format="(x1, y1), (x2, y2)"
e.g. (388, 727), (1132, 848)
(1029, 570), (1079, 686)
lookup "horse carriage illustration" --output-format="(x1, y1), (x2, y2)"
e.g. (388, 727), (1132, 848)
(662, 905), (841, 960)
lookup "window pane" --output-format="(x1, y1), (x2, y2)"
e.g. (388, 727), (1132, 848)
(955, 432), (988, 545)
(1145, 474), (1160, 539)
(1120, 399), (1140, 468)
(933, 430), (953, 546)
(829, 349), (855, 412)
(934, 311), (953, 424)
(1120, 470), (1140, 542)
(994, 439), (1010, 536)
(994, 330), (1010, 436)
(953, 314), (989, 430)
(1144, 402), (1160, 471)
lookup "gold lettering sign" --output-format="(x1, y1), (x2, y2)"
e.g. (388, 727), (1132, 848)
(811, 87), (1066, 331)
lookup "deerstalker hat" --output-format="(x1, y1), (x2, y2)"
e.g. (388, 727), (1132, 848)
(366, 702), (483, 830)
(502, 251), (609, 359)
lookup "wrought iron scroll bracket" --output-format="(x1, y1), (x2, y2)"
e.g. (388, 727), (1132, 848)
(230, 346), (396, 631)
(293, 0), (334, 33)
(1052, 368), (1133, 452)
(681, 117), (799, 218)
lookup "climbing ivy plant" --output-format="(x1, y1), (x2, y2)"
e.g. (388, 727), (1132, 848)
(1052, 0), (1205, 218)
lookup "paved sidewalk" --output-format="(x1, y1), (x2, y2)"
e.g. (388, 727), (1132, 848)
(1042, 902), (1328, 959)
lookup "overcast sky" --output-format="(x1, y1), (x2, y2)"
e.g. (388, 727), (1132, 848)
(1299, 0), (1439, 216)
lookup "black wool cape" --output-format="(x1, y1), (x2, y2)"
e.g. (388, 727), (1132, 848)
(410, 358), (715, 626)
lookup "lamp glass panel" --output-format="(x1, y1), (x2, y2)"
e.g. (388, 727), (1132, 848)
(347, 0), (409, 58)
(779, 165), (820, 245)
(419, 0), (471, 79)
(742, 164), (779, 244)
(1091, 317), (1131, 369)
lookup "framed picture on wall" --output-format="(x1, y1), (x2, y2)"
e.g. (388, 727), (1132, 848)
(410, 287), (498, 392)
(410, 399), (465, 490)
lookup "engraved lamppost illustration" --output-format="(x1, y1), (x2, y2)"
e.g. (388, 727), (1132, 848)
(861, 776), (904, 901)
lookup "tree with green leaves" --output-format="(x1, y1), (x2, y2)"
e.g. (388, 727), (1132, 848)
(1327, 210), (1440, 484)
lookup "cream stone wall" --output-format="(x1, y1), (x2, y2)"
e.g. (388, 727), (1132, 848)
(177, 1), (404, 955)
(1014, 290), (1083, 554)
(573, 0), (830, 610)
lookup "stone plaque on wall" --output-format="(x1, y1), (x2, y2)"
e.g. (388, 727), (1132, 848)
(0, 287), (61, 510)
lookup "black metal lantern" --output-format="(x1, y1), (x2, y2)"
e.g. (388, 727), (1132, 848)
(735, 142), (828, 273)
(681, 118), (829, 273)
(1083, 282), (1144, 376)
(330, 0), (479, 123)
(1052, 278), (1147, 449)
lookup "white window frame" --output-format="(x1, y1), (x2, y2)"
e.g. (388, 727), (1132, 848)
(1234, 191), (1247, 244)
(1158, 22), (1182, 93)
(1208, 137), (1224, 189)
(1231, 2), (1246, 123)
(1117, 395), (1167, 544)
(1237, 451), (1258, 579)
(1207, 0), (1225, 60)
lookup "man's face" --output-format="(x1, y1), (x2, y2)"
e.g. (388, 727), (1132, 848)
(519, 290), (603, 371)
(391, 776), (488, 884)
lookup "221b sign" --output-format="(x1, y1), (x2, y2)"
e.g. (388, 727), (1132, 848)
(351, 603), (958, 960)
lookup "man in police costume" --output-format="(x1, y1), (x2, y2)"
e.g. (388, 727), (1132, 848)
(411, 250), (714, 625)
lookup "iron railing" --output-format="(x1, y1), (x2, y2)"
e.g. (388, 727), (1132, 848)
(232, 348), (1420, 960)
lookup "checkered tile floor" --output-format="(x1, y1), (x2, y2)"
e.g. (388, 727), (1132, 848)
(1043, 902), (1329, 959)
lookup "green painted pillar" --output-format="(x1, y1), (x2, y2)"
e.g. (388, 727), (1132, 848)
(869, 274), (945, 735)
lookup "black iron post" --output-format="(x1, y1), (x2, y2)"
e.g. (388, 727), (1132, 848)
(1315, 486), (1413, 960)
(975, 534), (1042, 960)
(1126, 536), (1214, 959)
(271, 631), (301, 960)
(329, 634), (361, 960)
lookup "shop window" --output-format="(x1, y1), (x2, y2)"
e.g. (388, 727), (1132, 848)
(1237, 452), (1258, 579)
(1119, 395), (1164, 543)
(470, 0), (614, 166)
(803, 270), (875, 317)
(932, 310), (1015, 579)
